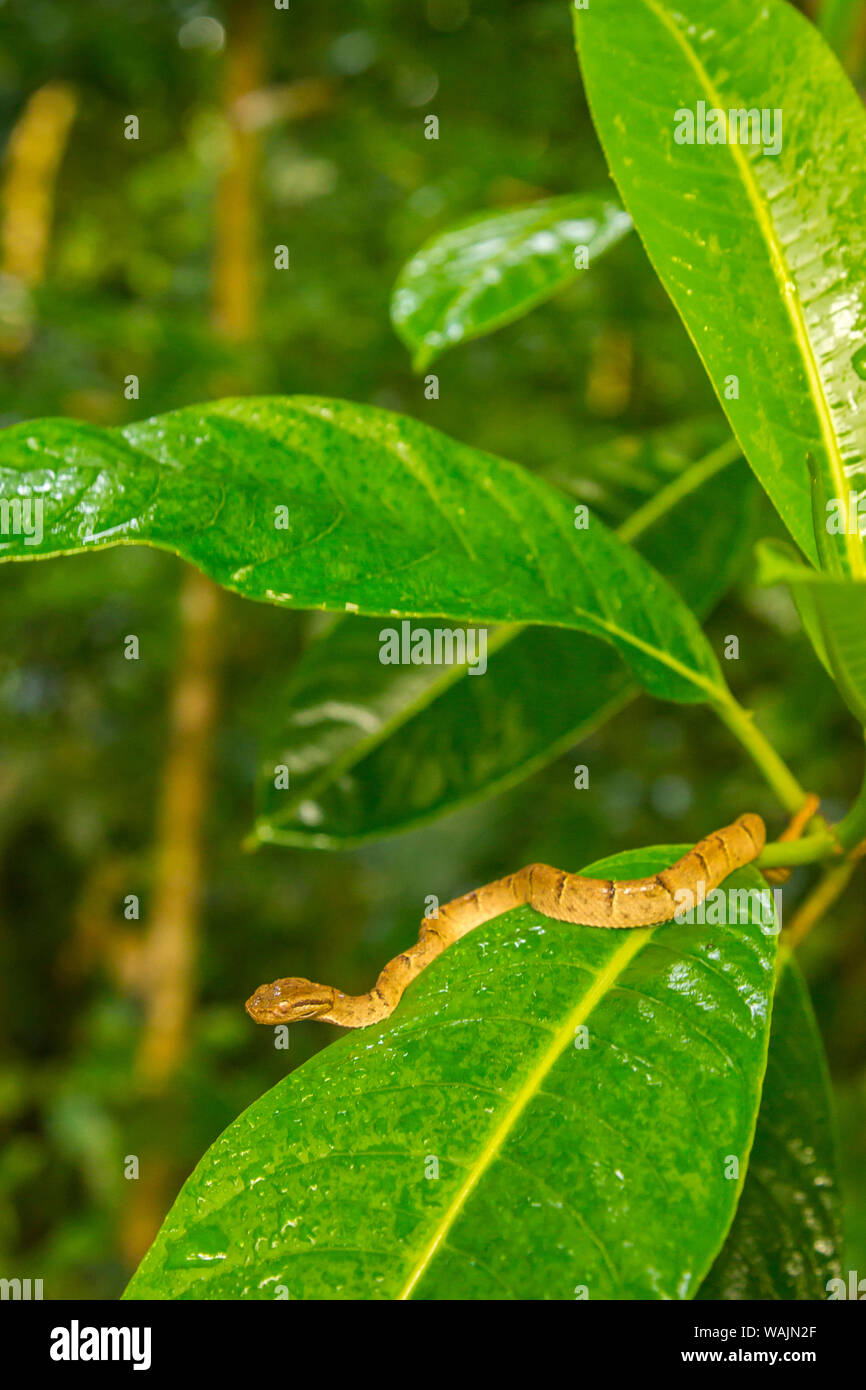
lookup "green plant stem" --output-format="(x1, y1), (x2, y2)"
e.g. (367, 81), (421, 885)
(711, 693), (807, 815)
(753, 737), (866, 870)
(617, 437), (742, 544)
(756, 832), (840, 869)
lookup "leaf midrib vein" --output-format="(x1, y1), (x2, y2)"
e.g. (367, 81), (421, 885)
(640, 0), (865, 580)
(396, 929), (651, 1300)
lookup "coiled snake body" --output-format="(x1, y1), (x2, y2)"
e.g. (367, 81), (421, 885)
(246, 813), (768, 1029)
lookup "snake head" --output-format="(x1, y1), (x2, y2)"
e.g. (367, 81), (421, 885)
(245, 977), (334, 1025)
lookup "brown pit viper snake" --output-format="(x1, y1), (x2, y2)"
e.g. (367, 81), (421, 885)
(246, 808), (816, 1029)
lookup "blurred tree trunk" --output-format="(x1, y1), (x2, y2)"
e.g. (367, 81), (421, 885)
(0, 82), (77, 353)
(212, 1), (263, 344)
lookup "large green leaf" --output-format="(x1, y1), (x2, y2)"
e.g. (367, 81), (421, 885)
(252, 621), (631, 849)
(252, 446), (754, 849)
(0, 397), (726, 705)
(574, 0), (866, 576)
(757, 540), (866, 727)
(390, 194), (631, 370)
(125, 849), (777, 1300)
(699, 955), (843, 1299)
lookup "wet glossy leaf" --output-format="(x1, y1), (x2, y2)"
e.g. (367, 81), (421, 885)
(699, 955), (843, 1299)
(574, 0), (866, 574)
(0, 396), (725, 705)
(390, 194), (631, 370)
(124, 849), (777, 1300)
(252, 449), (755, 849)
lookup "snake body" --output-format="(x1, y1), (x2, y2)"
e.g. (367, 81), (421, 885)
(245, 812), (766, 1029)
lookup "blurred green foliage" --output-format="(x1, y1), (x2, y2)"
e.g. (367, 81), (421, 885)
(0, 0), (863, 1298)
